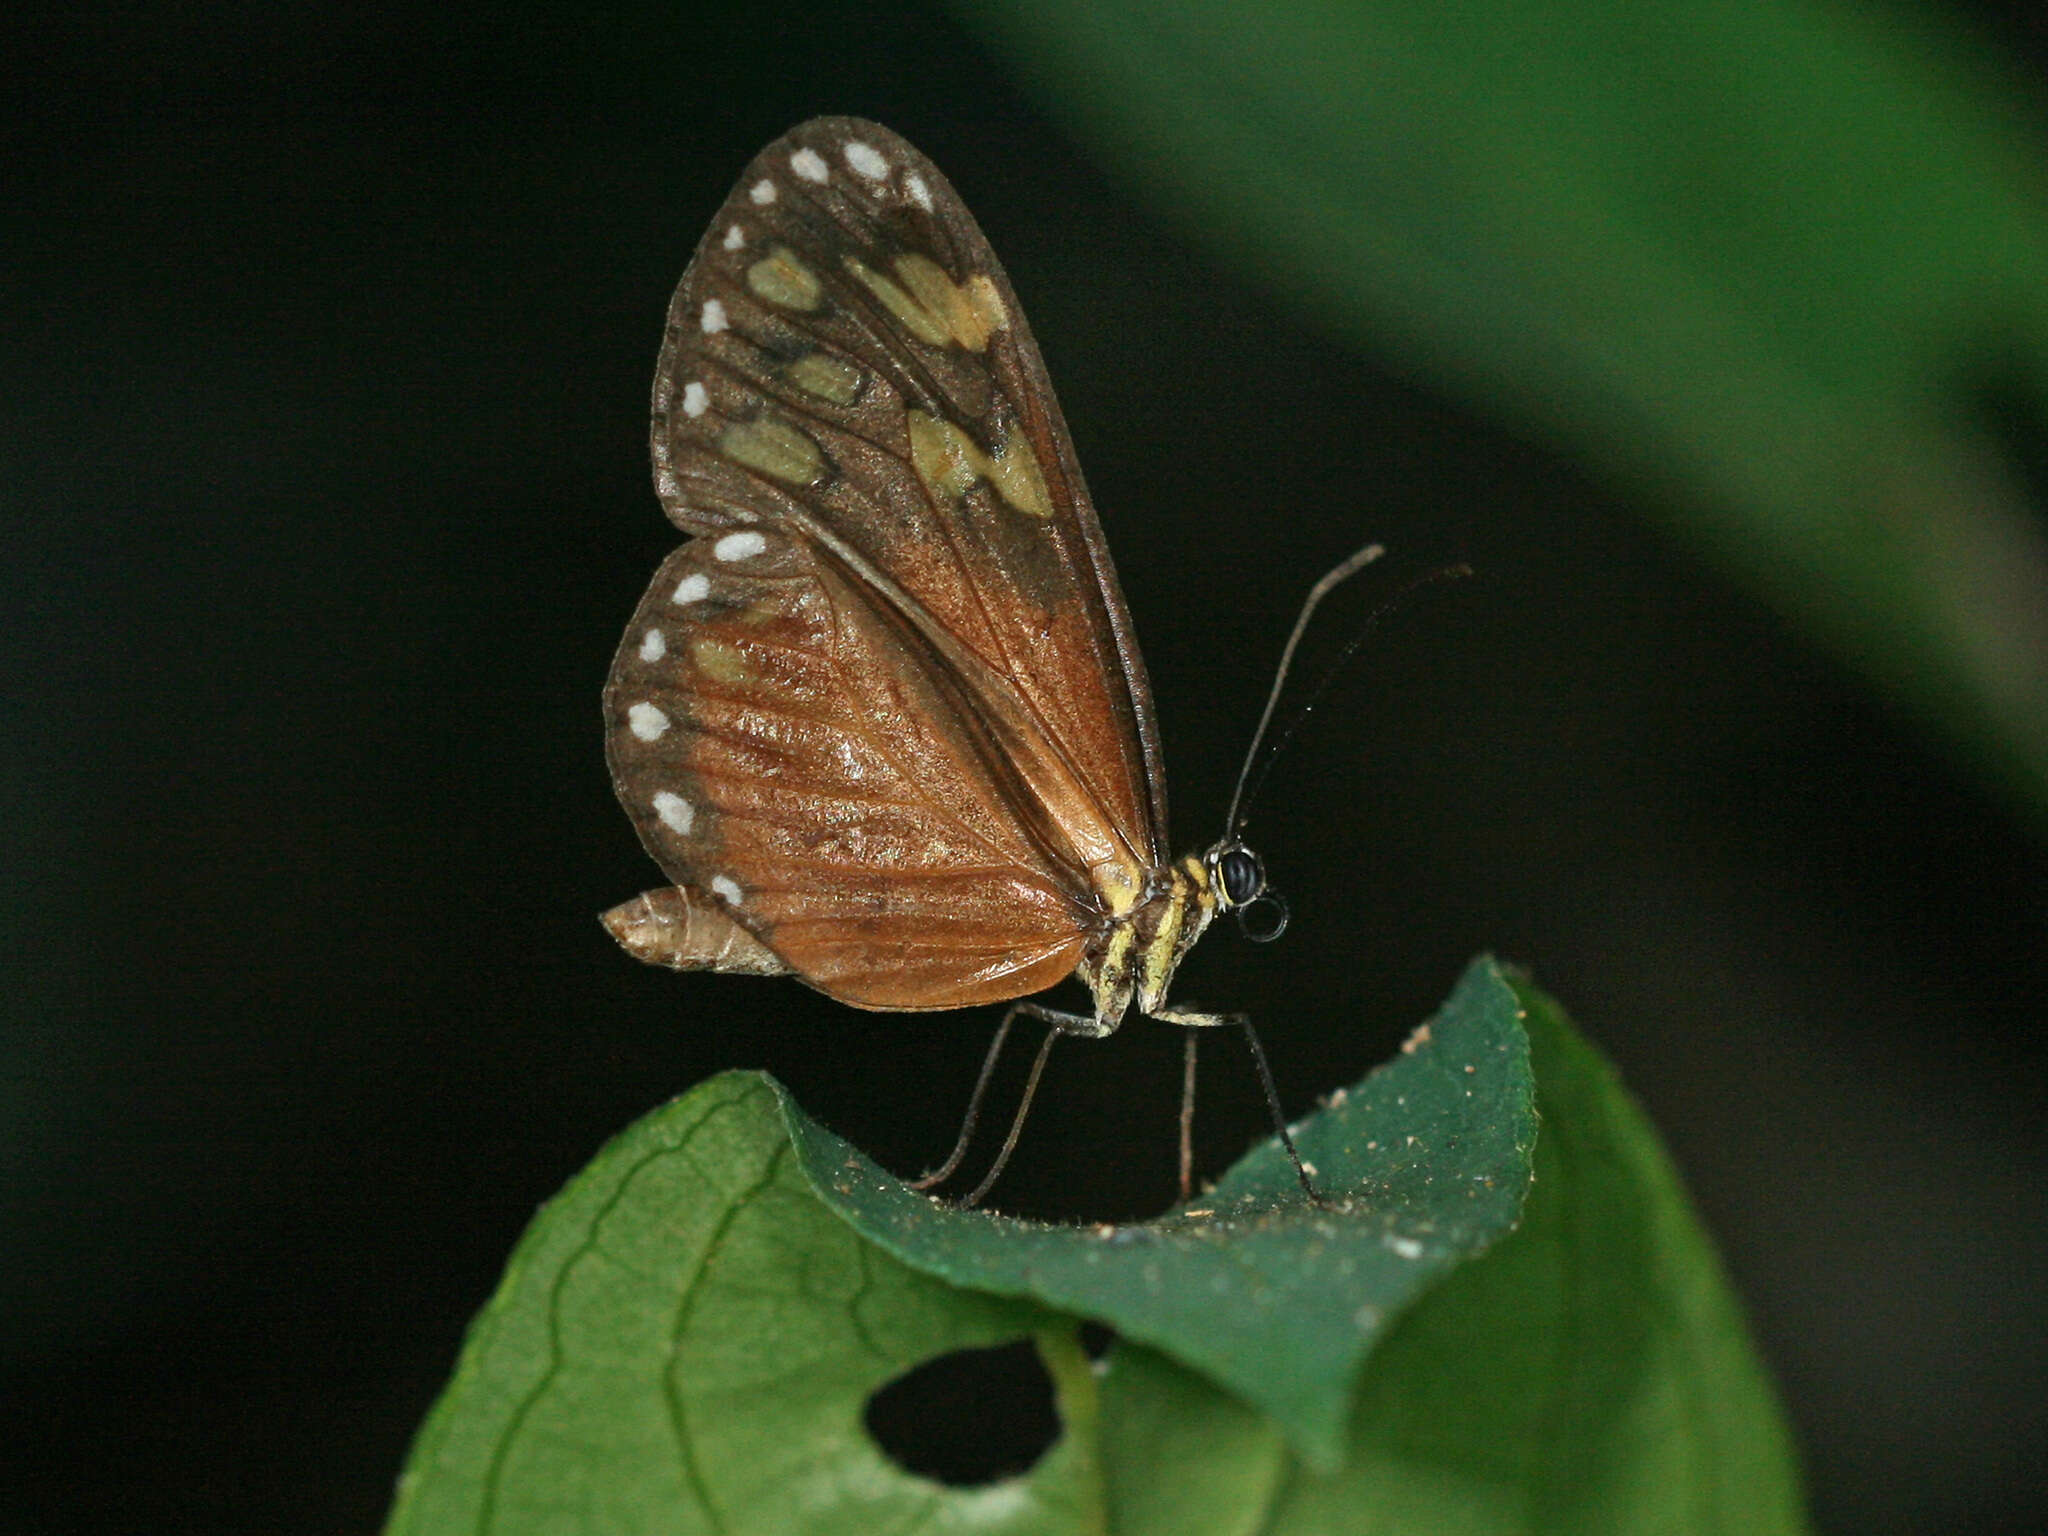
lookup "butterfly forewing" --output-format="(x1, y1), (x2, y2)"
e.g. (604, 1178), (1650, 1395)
(608, 118), (1172, 1008)
(657, 121), (1162, 851)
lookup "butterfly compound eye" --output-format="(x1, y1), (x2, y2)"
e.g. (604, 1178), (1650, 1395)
(1216, 845), (1266, 907)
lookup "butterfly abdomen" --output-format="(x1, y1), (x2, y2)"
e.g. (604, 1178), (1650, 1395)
(601, 887), (792, 977)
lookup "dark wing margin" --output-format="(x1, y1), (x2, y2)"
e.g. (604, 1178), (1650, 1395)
(647, 117), (1169, 871)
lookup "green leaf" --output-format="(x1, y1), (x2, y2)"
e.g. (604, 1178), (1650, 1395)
(963, 0), (2048, 822)
(384, 1072), (1103, 1535)
(1096, 1344), (1287, 1536)
(389, 963), (1805, 1533)
(1256, 972), (1811, 1533)
(787, 956), (1535, 1471)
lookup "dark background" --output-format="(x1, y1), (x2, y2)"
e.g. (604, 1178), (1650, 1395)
(6, 4), (2044, 1532)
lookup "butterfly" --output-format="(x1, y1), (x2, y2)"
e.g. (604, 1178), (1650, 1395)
(602, 118), (1378, 1206)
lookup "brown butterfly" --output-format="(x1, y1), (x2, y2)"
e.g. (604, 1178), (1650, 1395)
(602, 118), (1376, 1206)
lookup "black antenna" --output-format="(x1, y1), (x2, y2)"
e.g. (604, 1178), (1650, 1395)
(1233, 560), (1474, 830)
(1223, 543), (1385, 839)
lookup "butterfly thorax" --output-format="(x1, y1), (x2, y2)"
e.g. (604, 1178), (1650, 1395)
(1076, 855), (1220, 1029)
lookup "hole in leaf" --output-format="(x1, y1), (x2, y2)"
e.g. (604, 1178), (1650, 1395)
(864, 1337), (1059, 1485)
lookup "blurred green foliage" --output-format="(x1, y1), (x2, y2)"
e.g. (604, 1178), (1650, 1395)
(964, 0), (2048, 825)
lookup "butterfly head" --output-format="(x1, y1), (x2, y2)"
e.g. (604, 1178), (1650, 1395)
(1203, 839), (1289, 943)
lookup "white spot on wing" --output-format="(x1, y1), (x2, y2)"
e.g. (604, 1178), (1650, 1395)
(722, 223), (745, 251)
(628, 703), (671, 741)
(652, 791), (694, 834)
(789, 147), (828, 183)
(1384, 1234), (1425, 1261)
(714, 530), (766, 562)
(844, 141), (888, 180)
(700, 299), (728, 334)
(711, 874), (742, 904)
(681, 381), (709, 418)
(749, 178), (776, 205)
(638, 628), (666, 661)
(671, 572), (710, 604)
(905, 173), (933, 212)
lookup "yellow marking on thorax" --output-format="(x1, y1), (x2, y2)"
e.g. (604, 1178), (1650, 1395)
(1138, 860), (1216, 1014)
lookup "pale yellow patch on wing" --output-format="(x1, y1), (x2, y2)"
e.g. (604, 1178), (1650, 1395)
(965, 274), (1008, 336)
(907, 411), (1052, 519)
(908, 411), (981, 501)
(842, 253), (998, 352)
(983, 430), (1051, 520)
(719, 417), (825, 485)
(894, 254), (991, 351)
(690, 635), (748, 684)
(784, 349), (862, 407)
(745, 245), (823, 311)
(843, 256), (950, 347)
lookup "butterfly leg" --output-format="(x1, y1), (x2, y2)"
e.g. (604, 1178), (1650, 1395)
(908, 1004), (1021, 1192)
(1151, 1006), (1325, 1206)
(911, 999), (1111, 1208)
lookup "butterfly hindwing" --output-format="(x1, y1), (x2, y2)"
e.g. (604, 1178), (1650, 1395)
(605, 527), (1092, 1009)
